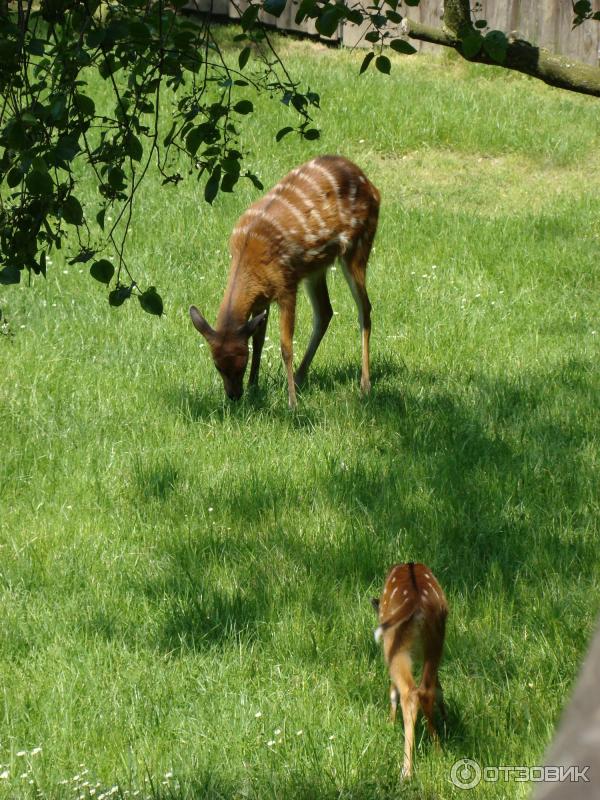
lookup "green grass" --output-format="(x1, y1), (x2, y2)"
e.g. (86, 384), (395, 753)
(1, 32), (600, 800)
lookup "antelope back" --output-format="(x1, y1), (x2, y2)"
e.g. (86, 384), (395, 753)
(377, 563), (448, 641)
(229, 155), (380, 276)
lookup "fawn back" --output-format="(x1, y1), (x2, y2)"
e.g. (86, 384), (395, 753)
(373, 562), (448, 778)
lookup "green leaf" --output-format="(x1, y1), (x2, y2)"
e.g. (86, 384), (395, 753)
(31, 157), (48, 173)
(295, 0), (317, 24)
(221, 172), (239, 193)
(238, 46), (252, 69)
(390, 38), (417, 55)
(74, 93), (96, 117)
(460, 29), (483, 59)
(26, 38), (45, 56)
(233, 100), (254, 115)
(386, 10), (403, 24)
(6, 167), (22, 188)
(475, 19), (488, 29)
(240, 4), (259, 29)
(186, 126), (204, 156)
(204, 166), (221, 204)
(108, 167), (126, 190)
(303, 128), (320, 141)
(54, 136), (80, 162)
(25, 170), (53, 196)
(109, 284), (132, 307)
(316, 6), (341, 37)
(375, 55), (391, 74)
(124, 133), (143, 162)
(138, 286), (164, 316)
(483, 30), (508, 64)
(86, 28), (106, 48)
(128, 20), (152, 45)
(62, 196), (84, 226)
(574, 1), (592, 14)
(365, 31), (380, 44)
(359, 51), (375, 74)
(246, 173), (264, 190)
(0, 265), (21, 285)
(99, 55), (118, 80)
(6, 121), (29, 150)
(263, 0), (287, 17)
(50, 94), (67, 121)
(90, 259), (115, 285)
(276, 126), (294, 142)
(404, 0), (419, 5)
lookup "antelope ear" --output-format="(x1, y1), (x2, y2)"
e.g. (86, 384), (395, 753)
(190, 306), (215, 340)
(240, 309), (268, 338)
(370, 597), (380, 613)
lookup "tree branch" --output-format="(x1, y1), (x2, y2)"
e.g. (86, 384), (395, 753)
(400, 17), (600, 99)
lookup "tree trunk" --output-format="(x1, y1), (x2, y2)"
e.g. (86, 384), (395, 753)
(400, 0), (600, 99)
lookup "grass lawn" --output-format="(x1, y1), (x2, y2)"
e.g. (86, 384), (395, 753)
(1, 30), (600, 800)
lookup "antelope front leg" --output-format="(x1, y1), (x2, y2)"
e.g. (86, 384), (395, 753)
(248, 308), (269, 388)
(279, 298), (297, 408)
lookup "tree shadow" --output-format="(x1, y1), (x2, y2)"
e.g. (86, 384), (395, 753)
(140, 355), (597, 776)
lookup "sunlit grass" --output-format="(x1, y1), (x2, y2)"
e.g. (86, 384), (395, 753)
(1, 27), (599, 800)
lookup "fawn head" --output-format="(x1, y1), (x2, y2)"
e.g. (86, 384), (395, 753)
(189, 306), (267, 400)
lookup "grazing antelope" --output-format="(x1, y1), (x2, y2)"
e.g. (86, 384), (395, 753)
(372, 562), (448, 779)
(189, 155), (380, 407)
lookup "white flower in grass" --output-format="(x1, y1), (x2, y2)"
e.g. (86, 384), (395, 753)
(16, 751), (26, 757)
(266, 740), (276, 747)
(274, 729), (281, 735)
(0, 770), (9, 779)
(296, 730), (303, 736)
(208, 507), (214, 513)
(328, 735), (335, 740)
(164, 772), (173, 779)
(254, 711), (262, 718)
(30, 747), (42, 756)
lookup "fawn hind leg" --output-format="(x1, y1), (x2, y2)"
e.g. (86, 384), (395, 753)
(295, 271), (333, 388)
(389, 650), (418, 779)
(341, 232), (375, 394)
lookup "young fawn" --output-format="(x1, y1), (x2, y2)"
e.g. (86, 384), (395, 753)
(372, 562), (448, 779)
(189, 155), (380, 407)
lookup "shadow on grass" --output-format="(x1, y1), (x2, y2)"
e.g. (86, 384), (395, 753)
(167, 355), (407, 423)
(143, 356), (597, 763)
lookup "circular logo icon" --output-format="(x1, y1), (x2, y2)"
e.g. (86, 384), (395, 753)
(450, 758), (482, 790)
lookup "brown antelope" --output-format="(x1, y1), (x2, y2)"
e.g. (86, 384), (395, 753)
(189, 155), (380, 407)
(372, 562), (448, 779)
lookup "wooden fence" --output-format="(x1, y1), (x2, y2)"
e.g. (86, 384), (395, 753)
(187, 0), (600, 66)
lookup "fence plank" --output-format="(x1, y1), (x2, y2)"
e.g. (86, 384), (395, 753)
(185, 1), (600, 66)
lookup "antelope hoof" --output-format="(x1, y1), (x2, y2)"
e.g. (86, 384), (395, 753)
(360, 377), (371, 394)
(293, 370), (306, 389)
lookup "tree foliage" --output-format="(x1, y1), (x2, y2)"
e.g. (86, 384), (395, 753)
(1, 0), (599, 315)
(0, 0), (321, 310)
